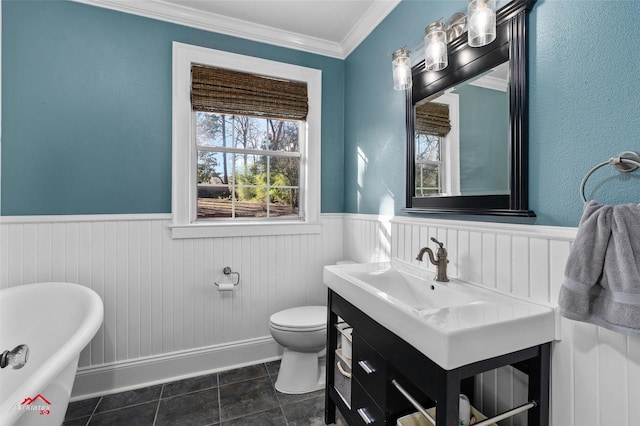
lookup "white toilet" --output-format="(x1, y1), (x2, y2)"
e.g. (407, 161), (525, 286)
(268, 305), (327, 394)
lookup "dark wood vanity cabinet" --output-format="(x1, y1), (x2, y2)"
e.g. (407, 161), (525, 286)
(350, 332), (386, 424)
(324, 289), (551, 426)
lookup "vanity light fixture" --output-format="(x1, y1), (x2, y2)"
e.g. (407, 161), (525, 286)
(392, 0), (497, 90)
(392, 48), (412, 90)
(424, 21), (448, 72)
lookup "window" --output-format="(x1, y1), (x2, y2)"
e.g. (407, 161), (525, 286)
(415, 133), (444, 196)
(414, 93), (460, 197)
(171, 43), (322, 238)
(195, 114), (302, 219)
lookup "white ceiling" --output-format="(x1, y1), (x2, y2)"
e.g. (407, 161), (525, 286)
(74, 0), (401, 58)
(163, 1), (375, 43)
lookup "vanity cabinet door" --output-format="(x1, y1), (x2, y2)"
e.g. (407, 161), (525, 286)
(351, 380), (385, 426)
(352, 331), (387, 409)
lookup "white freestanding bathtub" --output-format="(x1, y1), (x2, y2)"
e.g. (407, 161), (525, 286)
(0, 283), (103, 425)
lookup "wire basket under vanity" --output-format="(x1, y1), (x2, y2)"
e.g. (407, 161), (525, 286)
(397, 406), (497, 426)
(334, 348), (352, 407)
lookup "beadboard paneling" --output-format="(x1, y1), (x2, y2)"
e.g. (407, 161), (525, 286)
(4, 212), (640, 426)
(0, 214), (344, 372)
(344, 215), (640, 426)
(342, 214), (392, 263)
(389, 218), (574, 305)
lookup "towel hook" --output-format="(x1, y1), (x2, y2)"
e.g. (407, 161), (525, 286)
(580, 151), (640, 202)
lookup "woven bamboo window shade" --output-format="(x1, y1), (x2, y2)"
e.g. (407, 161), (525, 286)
(414, 101), (451, 137)
(191, 65), (308, 121)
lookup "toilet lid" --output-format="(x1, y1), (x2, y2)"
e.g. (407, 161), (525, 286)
(269, 306), (327, 330)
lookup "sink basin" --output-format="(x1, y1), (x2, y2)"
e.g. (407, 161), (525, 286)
(342, 266), (478, 314)
(324, 262), (556, 370)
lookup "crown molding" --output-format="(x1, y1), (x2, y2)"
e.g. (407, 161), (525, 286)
(341, 0), (401, 58)
(72, 0), (399, 59)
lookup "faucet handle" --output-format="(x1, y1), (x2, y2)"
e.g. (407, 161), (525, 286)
(430, 237), (444, 248)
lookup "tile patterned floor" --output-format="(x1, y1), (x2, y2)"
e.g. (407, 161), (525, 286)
(63, 361), (346, 426)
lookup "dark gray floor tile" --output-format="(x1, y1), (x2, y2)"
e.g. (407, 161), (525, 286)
(220, 407), (286, 426)
(162, 373), (217, 398)
(282, 395), (325, 426)
(267, 372), (277, 386)
(155, 388), (220, 426)
(334, 409), (348, 426)
(219, 376), (279, 421)
(264, 360), (280, 378)
(95, 385), (162, 413)
(62, 417), (89, 426)
(276, 387), (324, 406)
(218, 364), (268, 386)
(65, 397), (101, 420)
(88, 401), (158, 426)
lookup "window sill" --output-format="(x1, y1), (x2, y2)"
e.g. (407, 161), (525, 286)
(169, 221), (323, 239)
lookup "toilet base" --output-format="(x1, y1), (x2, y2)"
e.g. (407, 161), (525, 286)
(274, 348), (326, 394)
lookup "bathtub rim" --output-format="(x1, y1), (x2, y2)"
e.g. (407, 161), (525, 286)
(0, 282), (104, 424)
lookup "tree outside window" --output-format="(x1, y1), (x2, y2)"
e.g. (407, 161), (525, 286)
(195, 112), (302, 219)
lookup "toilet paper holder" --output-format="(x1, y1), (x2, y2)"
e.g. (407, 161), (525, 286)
(215, 266), (240, 288)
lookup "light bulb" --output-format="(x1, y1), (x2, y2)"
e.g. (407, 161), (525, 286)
(425, 41), (447, 71)
(470, 7), (492, 35)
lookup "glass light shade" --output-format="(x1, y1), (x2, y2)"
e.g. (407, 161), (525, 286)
(468, 0), (496, 47)
(424, 21), (448, 72)
(392, 48), (412, 90)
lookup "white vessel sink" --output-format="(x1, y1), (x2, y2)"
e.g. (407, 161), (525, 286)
(324, 262), (556, 370)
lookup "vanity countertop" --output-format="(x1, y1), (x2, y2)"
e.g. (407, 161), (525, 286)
(323, 261), (556, 370)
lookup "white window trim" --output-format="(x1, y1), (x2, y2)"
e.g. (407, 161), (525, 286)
(170, 42), (322, 238)
(437, 92), (460, 196)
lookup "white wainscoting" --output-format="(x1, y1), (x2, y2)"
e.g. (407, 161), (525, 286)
(342, 213), (392, 264)
(342, 214), (640, 426)
(3, 212), (640, 425)
(0, 213), (344, 399)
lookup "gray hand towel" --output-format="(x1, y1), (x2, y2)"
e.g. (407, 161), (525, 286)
(558, 201), (640, 335)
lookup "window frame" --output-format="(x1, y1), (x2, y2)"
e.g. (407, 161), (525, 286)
(171, 42), (322, 238)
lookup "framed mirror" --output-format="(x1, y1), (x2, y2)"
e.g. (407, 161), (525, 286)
(405, 0), (536, 217)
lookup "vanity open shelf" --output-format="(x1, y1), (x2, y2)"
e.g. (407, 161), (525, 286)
(323, 262), (554, 426)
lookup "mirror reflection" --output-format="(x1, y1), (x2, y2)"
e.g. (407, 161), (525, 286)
(414, 61), (510, 197)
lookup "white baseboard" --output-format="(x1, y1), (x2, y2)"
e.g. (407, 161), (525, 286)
(71, 336), (282, 401)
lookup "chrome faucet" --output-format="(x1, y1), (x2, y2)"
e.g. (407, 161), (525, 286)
(416, 237), (449, 282)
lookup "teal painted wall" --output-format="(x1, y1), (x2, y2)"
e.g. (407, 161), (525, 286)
(457, 82), (509, 195)
(345, 0), (640, 227)
(1, 0), (344, 215)
(344, 0), (467, 218)
(4, 1), (640, 227)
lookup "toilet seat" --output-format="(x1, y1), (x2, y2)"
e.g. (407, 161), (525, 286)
(269, 306), (326, 332)
(269, 323), (325, 332)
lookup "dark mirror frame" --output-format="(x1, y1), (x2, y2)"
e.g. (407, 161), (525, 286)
(405, 0), (536, 217)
